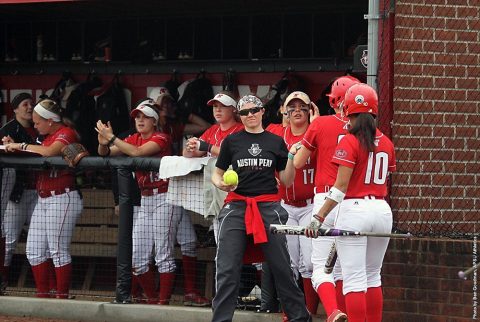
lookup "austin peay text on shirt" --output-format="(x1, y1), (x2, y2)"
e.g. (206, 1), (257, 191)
(236, 143), (273, 170)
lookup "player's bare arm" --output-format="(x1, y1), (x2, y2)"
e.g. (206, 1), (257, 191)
(316, 165), (352, 220)
(279, 157), (296, 188)
(5, 139), (64, 157)
(292, 142), (311, 169)
(183, 137), (207, 158)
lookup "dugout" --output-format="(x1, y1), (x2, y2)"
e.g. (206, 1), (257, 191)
(0, 0), (370, 311)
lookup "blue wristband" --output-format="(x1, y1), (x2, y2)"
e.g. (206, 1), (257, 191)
(288, 152), (295, 160)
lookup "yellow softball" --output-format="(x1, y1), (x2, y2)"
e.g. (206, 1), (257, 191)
(223, 170), (239, 186)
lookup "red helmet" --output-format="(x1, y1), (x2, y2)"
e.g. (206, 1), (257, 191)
(327, 75), (361, 109)
(343, 83), (378, 117)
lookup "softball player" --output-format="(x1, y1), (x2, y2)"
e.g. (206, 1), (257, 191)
(0, 93), (38, 292)
(155, 94), (211, 307)
(211, 95), (311, 322)
(306, 83), (396, 322)
(183, 90), (243, 239)
(5, 99), (83, 299)
(294, 76), (360, 321)
(266, 91), (319, 315)
(97, 103), (177, 304)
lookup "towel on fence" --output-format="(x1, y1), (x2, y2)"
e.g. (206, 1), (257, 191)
(203, 157), (227, 219)
(158, 155), (211, 179)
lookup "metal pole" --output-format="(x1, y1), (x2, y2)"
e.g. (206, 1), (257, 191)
(366, 0), (380, 90)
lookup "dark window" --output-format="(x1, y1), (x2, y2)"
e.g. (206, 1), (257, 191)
(222, 16), (249, 59)
(194, 17), (221, 60)
(251, 15), (282, 59)
(284, 14), (312, 58)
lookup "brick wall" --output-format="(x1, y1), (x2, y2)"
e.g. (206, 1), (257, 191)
(380, 0), (479, 320)
(392, 0), (479, 237)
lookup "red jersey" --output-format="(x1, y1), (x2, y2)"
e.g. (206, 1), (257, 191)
(266, 123), (315, 202)
(302, 114), (349, 189)
(37, 126), (78, 192)
(332, 129), (396, 198)
(124, 132), (171, 190)
(159, 120), (185, 156)
(200, 123), (244, 148)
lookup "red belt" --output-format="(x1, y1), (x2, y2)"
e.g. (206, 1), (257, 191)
(38, 188), (73, 199)
(283, 198), (314, 207)
(141, 187), (168, 196)
(344, 195), (384, 200)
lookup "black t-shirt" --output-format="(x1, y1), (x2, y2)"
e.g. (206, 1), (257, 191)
(216, 130), (288, 196)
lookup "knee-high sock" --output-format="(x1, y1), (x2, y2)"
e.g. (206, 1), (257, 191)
(136, 269), (157, 304)
(336, 280), (346, 312)
(47, 259), (56, 294)
(131, 274), (142, 298)
(158, 272), (175, 304)
(55, 263), (72, 299)
(31, 261), (50, 298)
(316, 282), (338, 316)
(302, 278), (319, 314)
(366, 286), (383, 322)
(182, 256), (197, 295)
(345, 291), (367, 322)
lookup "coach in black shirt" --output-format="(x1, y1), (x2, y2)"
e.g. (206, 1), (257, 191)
(211, 95), (311, 322)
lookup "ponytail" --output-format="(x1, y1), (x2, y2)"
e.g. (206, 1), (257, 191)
(348, 113), (376, 152)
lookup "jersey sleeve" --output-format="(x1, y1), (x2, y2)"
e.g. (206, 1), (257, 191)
(215, 135), (232, 171)
(150, 133), (170, 150)
(389, 145), (396, 173)
(332, 134), (357, 169)
(55, 128), (77, 145)
(302, 118), (321, 151)
(276, 137), (289, 171)
(199, 126), (215, 144)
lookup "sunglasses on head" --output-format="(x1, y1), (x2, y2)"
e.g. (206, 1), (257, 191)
(238, 106), (262, 116)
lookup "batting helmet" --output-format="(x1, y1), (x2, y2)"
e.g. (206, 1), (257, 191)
(326, 75), (361, 109)
(343, 83), (378, 117)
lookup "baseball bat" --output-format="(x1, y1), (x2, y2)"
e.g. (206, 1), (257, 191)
(458, 262), (480, 280)
(269, 224), (413, 238)
(324, 243), (337, 274)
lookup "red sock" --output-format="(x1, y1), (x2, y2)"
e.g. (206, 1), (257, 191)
(136, 269), (158, 304)
(345, 291), (367, 322)
(47, 259), (56, 296)
(31, 262), (50, 298)
(55, 263), (72, 299)
(336, 280), (346, 312)
(366, 286), (383, 322)
(158, 272), (175, 304)
(182, 256), (197, 295)
(302, 278), (319, 315)
(316, 282), (338, 316)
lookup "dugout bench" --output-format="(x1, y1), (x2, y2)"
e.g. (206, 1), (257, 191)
(12, 188), (216, 301)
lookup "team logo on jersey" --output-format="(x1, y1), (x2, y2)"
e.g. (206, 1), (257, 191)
(248, 143), (262, 156)
(335, 149), (347, 158)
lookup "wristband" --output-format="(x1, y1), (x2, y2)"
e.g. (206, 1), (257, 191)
(287, 152), (295, 160)
(198, 140), (213, 152)
(326, 187), (345, 203)
(313, 214), (325, 223)
(108, 135), (117, 147)
(20, 142), (28, 150)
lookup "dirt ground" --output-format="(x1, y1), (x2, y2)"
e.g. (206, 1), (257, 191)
(0, 316), (81, 322)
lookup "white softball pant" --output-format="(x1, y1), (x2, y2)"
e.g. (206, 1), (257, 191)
(311, 192), (343, 291)
(3, 189), (37, 266)
(282, 201), (314, 279)
(174, 205), (197, 258)
(26, 190), (83, 267)
(335, 198), (392, 294)
(132, 193), (180, 274)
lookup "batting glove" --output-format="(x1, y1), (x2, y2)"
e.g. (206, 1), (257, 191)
(305, 217), (322, 238)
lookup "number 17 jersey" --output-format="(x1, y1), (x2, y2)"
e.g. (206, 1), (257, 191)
(332, 129), (396, 198)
